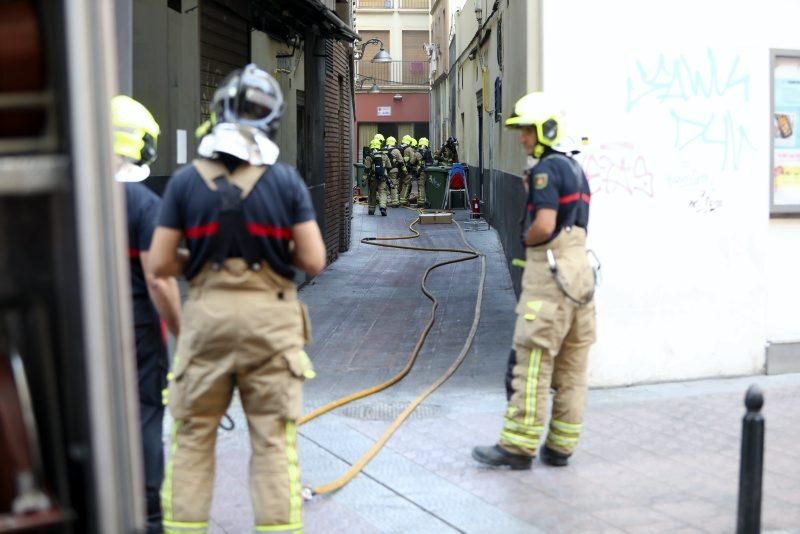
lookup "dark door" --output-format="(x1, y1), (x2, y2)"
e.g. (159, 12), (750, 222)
(296, 90), (308, 182)
(476, 90), (484, 200)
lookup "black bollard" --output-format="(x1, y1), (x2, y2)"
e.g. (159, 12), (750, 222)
(736, 384), (764, 534)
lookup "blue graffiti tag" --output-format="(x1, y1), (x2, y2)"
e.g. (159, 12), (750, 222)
(627, 49), (753, 170)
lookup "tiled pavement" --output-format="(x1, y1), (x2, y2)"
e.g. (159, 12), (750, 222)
(171, 204), (800, 533)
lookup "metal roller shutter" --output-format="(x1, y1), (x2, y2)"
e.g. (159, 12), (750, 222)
(200, 0), (249, 121)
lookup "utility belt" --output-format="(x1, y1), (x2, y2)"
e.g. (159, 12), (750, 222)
(521, 227), (600, 306)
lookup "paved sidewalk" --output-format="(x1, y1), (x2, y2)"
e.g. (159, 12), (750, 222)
(189, 204), (800, 533)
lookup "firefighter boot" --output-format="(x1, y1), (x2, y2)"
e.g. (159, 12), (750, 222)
(540, 445), (570, 467)
(380, 208), (387, 216)
(471, 445), (532, 470)
(368, 209), (375, 215)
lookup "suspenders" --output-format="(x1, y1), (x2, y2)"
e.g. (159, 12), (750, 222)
(193, 159), (267, 271)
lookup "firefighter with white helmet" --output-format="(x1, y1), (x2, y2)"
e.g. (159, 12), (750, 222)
(472, 92), (597, 470)
(148, 64), (325, 533)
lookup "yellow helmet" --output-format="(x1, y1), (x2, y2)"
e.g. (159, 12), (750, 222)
(111, 95), (160, 166)
(369, 139), (382, 150)
(505, 92), (562, 157)
(385, 136), (397, 147)
(418, 137), (430, 148)
(374, 133), (385, 143)
(409, 138), (418, 147)
(400, 134), (412, 145)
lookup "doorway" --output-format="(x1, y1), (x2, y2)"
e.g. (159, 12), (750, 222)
(476, 89), (484, 200)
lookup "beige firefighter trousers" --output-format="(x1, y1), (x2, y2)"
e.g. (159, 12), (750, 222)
(161, 259), (314, 534)
(500, 228), (596, 457)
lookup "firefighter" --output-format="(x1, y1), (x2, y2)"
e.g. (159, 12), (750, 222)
(472, 92), (596, 470)
(385, 136), (405, 208)
(416, 137), (433, 207)
(112, 95), (182, 534)
(399, 136), (418, 206)
(148, 64), (326, 533)
(365, 138), (389, 216)
(436, 136), (459, 165)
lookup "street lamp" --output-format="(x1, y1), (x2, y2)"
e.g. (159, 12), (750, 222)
(353, 38), (392, 63)
(358, 76), (381, 93)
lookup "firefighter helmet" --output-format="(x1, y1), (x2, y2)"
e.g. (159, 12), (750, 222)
(111, 95), (160, 167)
(505, 92), (562, 157)
(374, 133), (385, 143)
(385, 136), (397, 147)
(409, 138), (418, 147)
(418, 137), (430, 148)
(209, 63), (285, 139)
(369, 139), (382, 150)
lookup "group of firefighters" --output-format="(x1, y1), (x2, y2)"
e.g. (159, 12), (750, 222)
(361, 133), (460, 215)
(113, 61), (595, 533)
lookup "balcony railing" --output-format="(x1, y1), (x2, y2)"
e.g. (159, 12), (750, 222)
(355, 60), (430, 87)
(356, 0), (430, 9)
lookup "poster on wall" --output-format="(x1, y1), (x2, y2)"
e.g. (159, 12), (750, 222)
(772, 53), (800, 213)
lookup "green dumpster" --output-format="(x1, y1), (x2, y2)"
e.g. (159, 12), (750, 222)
(353, 163), (368, 196)
(424, 165), (450, 210)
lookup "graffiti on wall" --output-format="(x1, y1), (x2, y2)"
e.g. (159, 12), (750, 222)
(626, 48), (755, 171)
(580, 142), (655, 198)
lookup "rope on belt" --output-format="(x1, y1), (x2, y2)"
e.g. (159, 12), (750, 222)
(299, 214), (486, 496)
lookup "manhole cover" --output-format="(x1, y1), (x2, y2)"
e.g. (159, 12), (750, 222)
(340, 401), (445, 421)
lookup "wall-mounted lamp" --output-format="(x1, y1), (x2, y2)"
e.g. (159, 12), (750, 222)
(353, 38), (392, 63)
(474, 4), (483, 23)
(393, 94), (403, 101)
(358, 76), (381, 93)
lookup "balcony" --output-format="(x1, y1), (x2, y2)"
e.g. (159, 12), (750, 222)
(356, 0), (430, 9)
(355, 60), (430, 89)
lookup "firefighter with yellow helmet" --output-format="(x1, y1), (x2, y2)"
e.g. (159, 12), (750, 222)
(400, 136), (419, 206)
(385, 136), (405, 207)
(112, 95), (182, 533)
(472, 92), (596, 470)
(365, 138), (390, 215)
(416, 137), (433, 206)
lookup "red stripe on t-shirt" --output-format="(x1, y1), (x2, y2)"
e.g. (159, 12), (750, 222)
(559, 193), (591, 205)
(185, 222), (219, 239)
(129, 248), (140, 259)
(246, 223), (293, 240)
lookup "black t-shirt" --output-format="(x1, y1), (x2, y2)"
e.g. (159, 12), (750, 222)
(157, 161), (317, 281)
(125, 182), (161, 326)
(524, 150), (591, 245)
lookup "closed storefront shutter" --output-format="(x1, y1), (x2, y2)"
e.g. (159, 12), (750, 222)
(200, 0), (249, 122)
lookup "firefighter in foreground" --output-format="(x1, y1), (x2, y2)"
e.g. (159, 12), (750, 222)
(112, 95), (182, 533)
(364, 137), (390, 216)
(472, 92), (596, 470)
(148, 64), (326, 533)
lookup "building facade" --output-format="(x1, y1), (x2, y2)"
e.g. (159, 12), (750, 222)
(124, 0), (358, 266)
(353, 0), (431, 157)
(435, 0), (800, 386)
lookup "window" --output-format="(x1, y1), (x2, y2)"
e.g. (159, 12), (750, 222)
(771, 50), (800, 215)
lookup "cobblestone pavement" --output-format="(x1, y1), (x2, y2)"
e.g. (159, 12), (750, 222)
(169, 204), (800, 533)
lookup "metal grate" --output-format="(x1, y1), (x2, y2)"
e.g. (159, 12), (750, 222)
(340, 401), (445, 420)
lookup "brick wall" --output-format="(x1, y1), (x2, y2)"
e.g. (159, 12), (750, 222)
(322, 39), (353, 264)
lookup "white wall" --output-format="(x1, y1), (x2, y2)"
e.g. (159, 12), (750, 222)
(542, 0), (800, 386)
